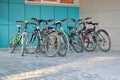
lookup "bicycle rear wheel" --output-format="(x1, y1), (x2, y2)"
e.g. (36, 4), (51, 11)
(71, 33), (83, 53)
(97, 29), (111, 52)
(44, 32), (60, 57)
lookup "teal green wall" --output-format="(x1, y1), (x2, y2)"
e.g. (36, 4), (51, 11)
(0, 0), (79, 48)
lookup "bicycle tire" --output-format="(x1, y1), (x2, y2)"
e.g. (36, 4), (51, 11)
(44, 32), (60, 57)
(96, 29), (111, 52)
(83, 33), (97, 52)
(71, 33), (83, 53)
(25, 32), (39, 55)
(37, 32), (45, 53)
(58, 32), (69, 57)
(8, 34), (21, 53)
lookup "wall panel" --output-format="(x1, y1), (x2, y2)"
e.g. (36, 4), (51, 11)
(0, 3), (8, 24)
(9, 0), (25, 3)
(0, 26), (8, 47)
(25, 5), (40, 19)
(80, 0), (120, 51)
(0, 1), (79, 48)
(55, 6), (68, 32)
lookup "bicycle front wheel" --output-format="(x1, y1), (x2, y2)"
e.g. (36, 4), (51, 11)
(83, 33), (97, 52)
(8, 34), (21, 53)
(58, 32), (69, 57)
(26, 32), (39, 54)
(97, 29), (111, 52)
(44, 32), (60, 57)
(71, 33), (83, 53)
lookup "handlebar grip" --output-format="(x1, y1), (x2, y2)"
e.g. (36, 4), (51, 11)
(16, 20), (29, 24)
(16, 20), (22, 22)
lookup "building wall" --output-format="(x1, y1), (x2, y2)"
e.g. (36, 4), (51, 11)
(80, 0), (120, 51)
(0, 0), (79, 48)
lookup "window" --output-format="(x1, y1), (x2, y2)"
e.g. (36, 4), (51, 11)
(42, 0), (58, 4)
(60, 0), (74, 4)
(26, 0), (79, 6)
(27, 0), (41, 2)
(44, 0), (57, 2)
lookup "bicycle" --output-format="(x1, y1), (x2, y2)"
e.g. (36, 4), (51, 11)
(8, 20), (39, 56)
(9, 22), (22, 53)
(53, 19), (83, 56)
(86, 21), (111, 52)
(71, 17), (97, 52)
(31, 18), (60, 57)
(72, 17), (111, 52)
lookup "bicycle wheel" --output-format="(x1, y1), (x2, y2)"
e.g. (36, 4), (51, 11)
(26, 32), (39, 54)
(96, 29), (111, 52)
(83, 33), (97, 52)
(37, 33), (45, 53)
(8, 34), (21, 53)
(44, 32), (60, 57)
(21, 32), (27, 56)
(58, 32), (69, 57)
(70, 33), (83, 53)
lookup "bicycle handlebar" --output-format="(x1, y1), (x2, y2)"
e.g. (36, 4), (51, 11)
(31, 18), (45, 23)
(84, 17), (92, 20)
(16, 20), (34, 24)
(31, 18), (56, 24)
(16, 20), (26, 23)
(70, 17), (92, 23)
(53, 19), (68, 24)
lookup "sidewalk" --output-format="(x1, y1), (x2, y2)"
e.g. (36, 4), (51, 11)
(0, 50), (120, 80)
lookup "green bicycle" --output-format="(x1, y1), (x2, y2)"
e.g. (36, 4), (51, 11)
(8, 20), (39, 56)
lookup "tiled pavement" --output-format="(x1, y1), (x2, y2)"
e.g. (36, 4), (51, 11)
(0, 50), (120, 80)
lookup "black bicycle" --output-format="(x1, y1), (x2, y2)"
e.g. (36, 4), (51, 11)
(86, 21), (111, 52)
